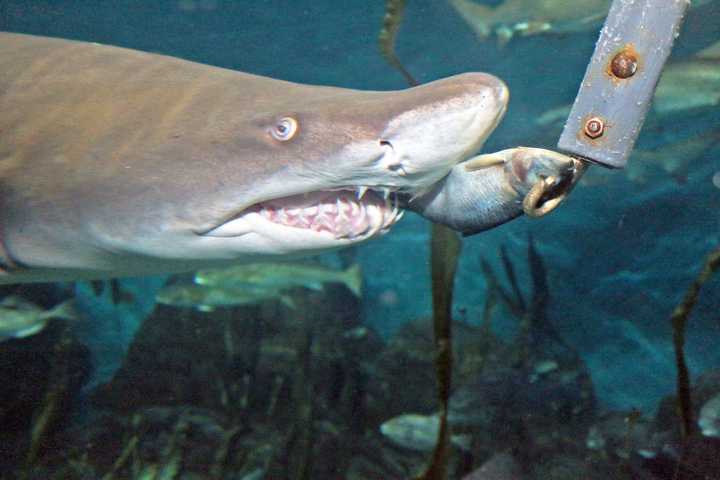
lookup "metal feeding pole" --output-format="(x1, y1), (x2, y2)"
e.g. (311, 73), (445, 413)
(558, 0), (691, 169)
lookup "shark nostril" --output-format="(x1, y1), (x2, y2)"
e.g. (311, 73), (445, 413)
(378, 139), (406, 175)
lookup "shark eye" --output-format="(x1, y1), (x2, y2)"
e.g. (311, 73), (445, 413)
(271, 117), (298, 141)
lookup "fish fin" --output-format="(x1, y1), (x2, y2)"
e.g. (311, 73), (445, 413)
(451, 433), (473, 452)
(197, 304), (215, 312)
(449, 0), (494, 39)
(46, 299), (79, 321)
(13, 323), (47, 338)
(343, 263), (363, 297)
(280, 295), (296, 309)
(464, 153), (506, 171)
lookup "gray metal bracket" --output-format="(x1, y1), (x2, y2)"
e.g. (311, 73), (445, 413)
(558, 0), (690, 169)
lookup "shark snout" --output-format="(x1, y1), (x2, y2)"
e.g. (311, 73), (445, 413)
(376, 72), (509, 192)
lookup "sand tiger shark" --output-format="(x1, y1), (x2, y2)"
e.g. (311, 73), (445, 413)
(0, 32), (577, 284)
(0, 32), (510, 283)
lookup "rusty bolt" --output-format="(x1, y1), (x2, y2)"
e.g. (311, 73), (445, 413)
(610, 51), (638, 79)
(584, 117), (605, 139)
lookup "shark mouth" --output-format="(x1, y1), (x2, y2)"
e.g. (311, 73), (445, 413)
(205, 188), (403, 241)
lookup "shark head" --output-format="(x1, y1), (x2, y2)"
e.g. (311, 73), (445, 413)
(174, 72), (509, 259)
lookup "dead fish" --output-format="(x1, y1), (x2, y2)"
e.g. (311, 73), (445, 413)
(449, 0), (610, 46)
(380, 413), (472, 452)
(155, 283), (295, 312)
(403, 147), (581, 235)
(195, 262), (362, 297)
(0, 296), (77, 341)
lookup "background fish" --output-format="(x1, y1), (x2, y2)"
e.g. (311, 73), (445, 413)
(194, 262), (362, 297)
(0, 296), (77, 341)
(379, 413), (471, 452)
(155, 283), (295, 312)
(449, 0), (610, 46)
(449, 0), (715, 46)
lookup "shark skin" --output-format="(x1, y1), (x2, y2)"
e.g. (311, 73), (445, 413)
(0, 32), (508, 283)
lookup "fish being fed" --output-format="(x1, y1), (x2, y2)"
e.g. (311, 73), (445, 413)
(0, 32), (508, 284)
(156, 283), (296, 312)
(0, 296), (77, 341)
(195, 262), (362, 297)
(379, 413), (472, 452)
(403, 147), (582, 235)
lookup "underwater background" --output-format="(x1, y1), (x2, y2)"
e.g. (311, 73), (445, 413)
(1, 0), (719, 479)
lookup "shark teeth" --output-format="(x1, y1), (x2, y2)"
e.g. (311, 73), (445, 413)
(356, 186), (368, 200)
(257, 188), (402, 240)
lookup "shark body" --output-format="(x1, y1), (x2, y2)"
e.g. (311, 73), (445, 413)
(0, 32), (508, 283)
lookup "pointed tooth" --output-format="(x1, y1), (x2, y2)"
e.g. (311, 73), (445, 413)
(381, 187), (390, 200)
(356, 186), (368, 200)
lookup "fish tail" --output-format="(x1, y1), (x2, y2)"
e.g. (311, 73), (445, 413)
(343, 263), (363, 297)
(448, 0), (494, 39)
(46, 299), (79, 321)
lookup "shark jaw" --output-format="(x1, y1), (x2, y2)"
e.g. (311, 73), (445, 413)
(200, 187), (404, 255)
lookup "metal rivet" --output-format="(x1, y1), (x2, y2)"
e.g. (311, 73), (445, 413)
(584, 117), (605, 139)
(610, 51), (638, 79)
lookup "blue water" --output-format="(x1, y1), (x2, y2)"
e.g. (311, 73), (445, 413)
(1, 1), (720, 475)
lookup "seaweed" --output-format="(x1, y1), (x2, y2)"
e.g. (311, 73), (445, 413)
(378, 4), (461, 478)
(378, 0), (418, 87)
(421, 224), (462, 480)
(671, 245), (720, 441)
(284, 325), (315, 480)
(24, 323), (79, 476)
(480, 234), (570, 367)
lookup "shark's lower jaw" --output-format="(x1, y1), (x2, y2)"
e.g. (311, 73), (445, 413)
(204, 188), (403, 243)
